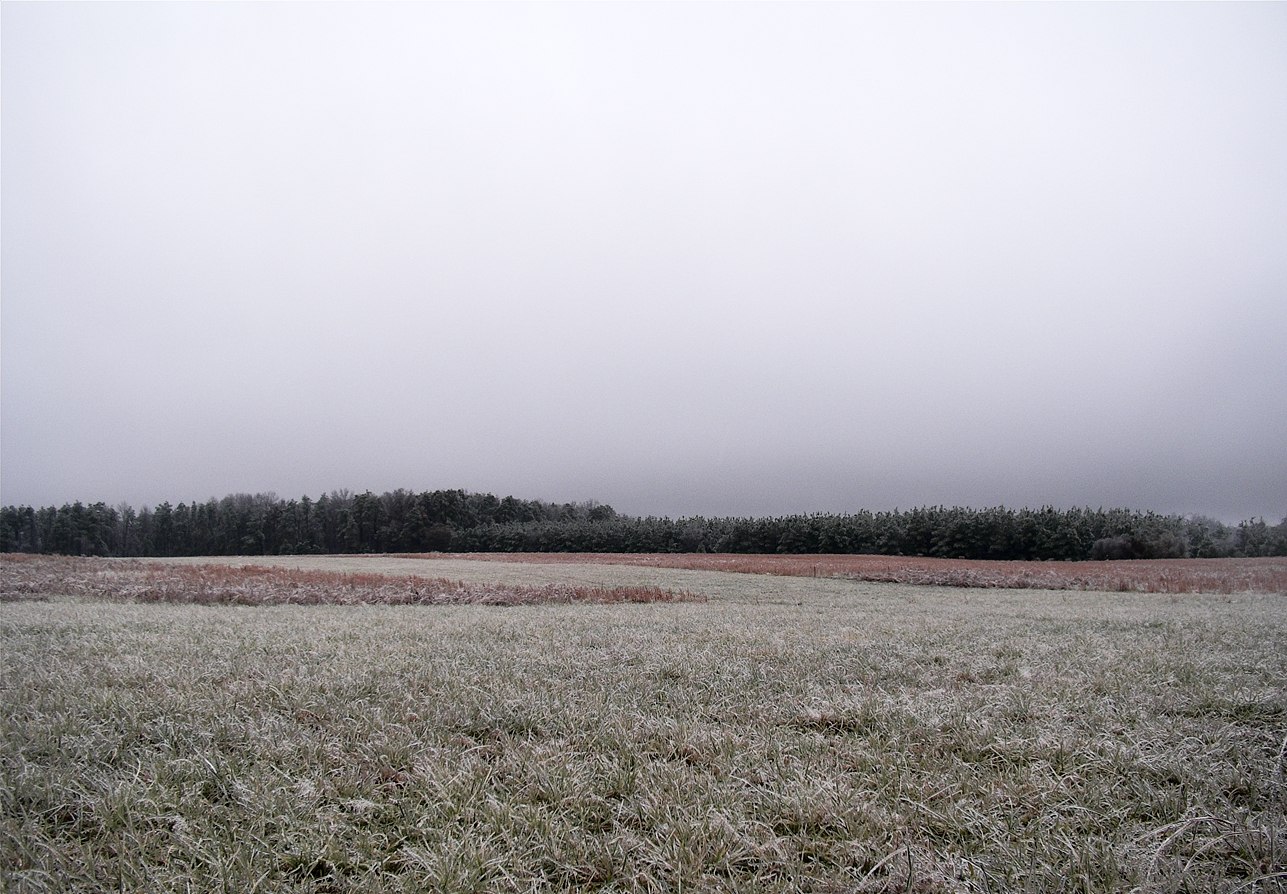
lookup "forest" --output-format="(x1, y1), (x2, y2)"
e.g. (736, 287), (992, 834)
(3, 489), (1285, 560)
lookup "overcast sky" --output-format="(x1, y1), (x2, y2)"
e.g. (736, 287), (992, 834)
(3, 3), (1285, 521)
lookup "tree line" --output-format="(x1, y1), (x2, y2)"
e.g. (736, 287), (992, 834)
(2, 489), (1284, 560)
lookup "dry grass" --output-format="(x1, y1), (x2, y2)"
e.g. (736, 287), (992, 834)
(413, 553), (1287, 594)
(0, 555), (700, 606)
(2, 555), (1285, 892)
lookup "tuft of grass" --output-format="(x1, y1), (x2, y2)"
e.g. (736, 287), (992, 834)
(2, 556), (1285, 892)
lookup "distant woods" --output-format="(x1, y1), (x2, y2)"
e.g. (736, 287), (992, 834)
(2, 489), (1284, 560)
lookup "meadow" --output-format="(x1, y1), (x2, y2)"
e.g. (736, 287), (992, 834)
(2, 554), (1285, 892)
(415, 553), (1287, 595)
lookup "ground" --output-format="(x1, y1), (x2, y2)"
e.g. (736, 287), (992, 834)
(2, 555), (1285, 892)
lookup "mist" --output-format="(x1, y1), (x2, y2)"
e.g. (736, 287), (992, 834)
(3, 3), (1284, 521)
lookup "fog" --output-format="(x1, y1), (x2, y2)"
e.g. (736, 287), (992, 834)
(3, 4), (1285, 520)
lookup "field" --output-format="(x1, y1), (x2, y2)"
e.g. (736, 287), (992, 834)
(0, 555), (700, 607)
(2, 554), (1286, 893)
(418, 553), (1287, 595)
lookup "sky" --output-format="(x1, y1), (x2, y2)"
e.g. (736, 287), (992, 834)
(2, 3), (1285, 521)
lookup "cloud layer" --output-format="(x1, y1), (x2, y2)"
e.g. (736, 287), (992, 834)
(3, 4), (1285, 519)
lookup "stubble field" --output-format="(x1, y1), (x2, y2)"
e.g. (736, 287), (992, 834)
(2, 554), (1285, 892)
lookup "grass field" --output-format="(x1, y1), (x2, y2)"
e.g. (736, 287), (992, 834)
(411, 553), (1287, 595)
(2, 555), (1285, 892)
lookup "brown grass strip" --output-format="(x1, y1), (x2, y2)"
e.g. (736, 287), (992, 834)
(0, 555), (702, 605)
(397, 552), (1287, 594)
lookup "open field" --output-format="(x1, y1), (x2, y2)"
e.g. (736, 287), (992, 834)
(0, 555), (698, 607)
(409, 554), (1287, 595)
(2, 555), (1286, 892)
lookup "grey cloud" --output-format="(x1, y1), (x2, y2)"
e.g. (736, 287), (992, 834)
(2, 3), (1284, 521)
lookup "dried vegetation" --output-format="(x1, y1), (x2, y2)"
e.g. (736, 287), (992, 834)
(436, 552), (1287, 594)
(0, 554), (699, 606)
(2, 555), (1285, 893)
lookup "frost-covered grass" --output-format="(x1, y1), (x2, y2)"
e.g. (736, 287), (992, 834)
(419, 553), (1287, 595)
(2, 559), (1285, 892)
(0, 555), (698, 606)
